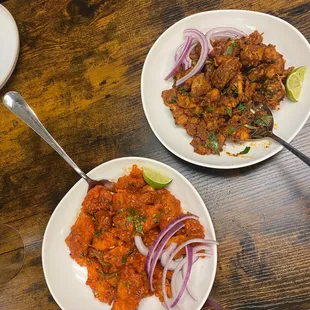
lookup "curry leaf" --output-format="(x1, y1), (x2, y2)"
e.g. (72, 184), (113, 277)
(254, 115), (273, 127)
(238, 146), (251, 155)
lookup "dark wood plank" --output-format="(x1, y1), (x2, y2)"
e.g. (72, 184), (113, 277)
(0, 0), (309, 309)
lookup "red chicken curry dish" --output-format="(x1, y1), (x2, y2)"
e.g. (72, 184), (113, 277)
(66, 165), (217, 310)
(162, 29), (294, 155)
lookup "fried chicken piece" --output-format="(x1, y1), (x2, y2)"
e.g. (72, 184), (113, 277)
(244, 30), (263, 45)
(170, 105), (189, 125)
(190, 73), (212, 98)
(162, 88), (177, 107)
(82, 185), (113, 215)
(112, 266), (147, 310)
(65, 213), (94, 266)
(86, 261), (116, 304)
(211, 56), (242, 89)
(240, 44), (265, 67)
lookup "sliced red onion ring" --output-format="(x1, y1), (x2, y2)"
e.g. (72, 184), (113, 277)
(145, 214), (198, 276)
(205, 27), (247, 50)
(162, 238), (218, 309)
(171, 245), (193, 308)
(148, 222), (184, 291)
(161, 242), (178, 269)
(165, 36), (193, 80)
(134, 235), (148, 256)
(183, 252), (210, 302)
(175, 29), (208, 87)
(174, 41), (197, 70)
(171, 257), (186, 296)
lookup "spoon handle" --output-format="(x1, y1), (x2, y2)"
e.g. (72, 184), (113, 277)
(271, 133), (310, 167)
(3, 91), (90, 182)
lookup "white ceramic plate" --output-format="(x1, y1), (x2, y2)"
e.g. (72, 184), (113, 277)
(141, 10), (310, 169)
(42, 157), (217, 310)
(0, 5), (19, 89)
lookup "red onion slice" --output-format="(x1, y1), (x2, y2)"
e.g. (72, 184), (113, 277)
(148, 222), (184, 291)
(134, 235), (148, 256)
(170, 245), (193, 308)
(205, 27), (247, 50)
(145, 214), (198, 276)
(165, 36), (193, 80)
(161, 242), (178, 269)
(183, 252), (210, 302)
(175, 29), (209, 87)
(174, 41), (197, 70)
(162, 238), (218, 309)
(171, 257), (186, 299)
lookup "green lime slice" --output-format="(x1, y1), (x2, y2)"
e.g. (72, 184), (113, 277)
(285, 66), (307, 102)
(142, 167), (172, 189)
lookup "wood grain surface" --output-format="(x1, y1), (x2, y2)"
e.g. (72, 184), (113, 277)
(1, 0), (310, 309)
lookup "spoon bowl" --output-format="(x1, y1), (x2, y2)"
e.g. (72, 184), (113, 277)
(244, 101), (310, 167)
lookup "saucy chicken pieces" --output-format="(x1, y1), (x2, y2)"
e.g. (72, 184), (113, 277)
(162, 31), (293, 155)
(66, 165), (204, 309)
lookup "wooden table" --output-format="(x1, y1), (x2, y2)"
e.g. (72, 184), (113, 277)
(1, 0), (309, 309)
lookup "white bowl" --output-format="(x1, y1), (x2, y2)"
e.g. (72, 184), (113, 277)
(141, 10), (310, 169)
(42, 157), (217, 310)
(0, 5), (19, 89)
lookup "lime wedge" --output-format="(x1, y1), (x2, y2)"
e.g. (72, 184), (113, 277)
(285, 66), (307, 102)
(143, 167), (172, 189)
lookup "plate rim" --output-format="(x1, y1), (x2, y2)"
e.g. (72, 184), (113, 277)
(141, 9), (310, 169)
(0, 4), (20, 89)
(42, 156), (217, 310)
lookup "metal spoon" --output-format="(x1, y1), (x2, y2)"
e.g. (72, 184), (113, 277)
(3, 91), (115, 191)
(245, 102), (310, 167)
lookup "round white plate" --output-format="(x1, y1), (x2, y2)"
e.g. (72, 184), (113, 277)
(141, 10), (310, 169)
(0, 4), (19, 89)
(42, 157), (217, 310)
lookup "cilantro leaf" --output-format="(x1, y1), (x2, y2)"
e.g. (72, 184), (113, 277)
(237, 102), (246, 112)
(224, 41), (239, 55)
(207, 132), (220, 154)
(227, 125), (236, 136)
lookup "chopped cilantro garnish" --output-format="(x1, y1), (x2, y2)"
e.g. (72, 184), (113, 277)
(127, 207), (136, 223)
(226, 108), (232, 117)
(135, 223), (143, 234)
(224, 41), (239, 55)
(268, 90), (274, 98)
(153, 213), (162, 223)
(94, 230), (101, 237)
(232, 89), (239, 97)
(237, 102), (246, 112)
(124, 281), (130, 288)
(208, 106), (213, 112)
(127, 208), (147, 233)
(207, 132), (220, 154)
(227, 125), (236, 136)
